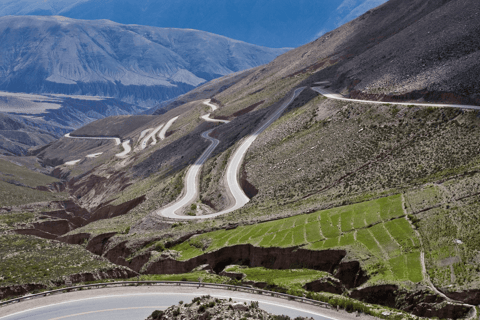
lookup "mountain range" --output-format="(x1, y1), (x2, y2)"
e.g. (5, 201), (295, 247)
(0, 0), (387, 48)
(0, 16), (288, 109)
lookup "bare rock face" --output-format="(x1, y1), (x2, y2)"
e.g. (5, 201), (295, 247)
(0, 284), (47, 300)
(334, 260), (368, 289)
(304, 277), (345, 295)
(146, 295), (314, 320)
(0, 267), (137, 300)
(351, 285), (473, 319)
(350, 284), (399, 308)
(440, 289), (480, 305)
(219, 269), (245, 280)
(144, 244), (347, 275)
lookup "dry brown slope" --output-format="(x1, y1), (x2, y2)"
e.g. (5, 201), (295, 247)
(209, 0), (480, 107)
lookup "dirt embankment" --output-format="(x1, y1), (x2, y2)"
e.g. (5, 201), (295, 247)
(441, 289), (480, 305)
(14, 196), (145, 240)
(144, 244), (366, 289)
(0, 267), (137, 300)
(350, 285), (473, 319)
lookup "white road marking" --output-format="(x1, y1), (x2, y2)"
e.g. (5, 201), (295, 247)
(48, 306), (168, 320)
(0, 292), (339, 320)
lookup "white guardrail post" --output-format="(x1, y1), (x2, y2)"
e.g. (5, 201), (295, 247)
(0, 281), (330, 309)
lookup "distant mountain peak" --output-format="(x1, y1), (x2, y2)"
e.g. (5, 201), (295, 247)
(0, 15), (288, 108)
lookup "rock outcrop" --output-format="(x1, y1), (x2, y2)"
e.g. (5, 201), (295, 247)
(351, 285), (473, 319)
(146, 295), (314, 320)
(145, 244), (347, 275)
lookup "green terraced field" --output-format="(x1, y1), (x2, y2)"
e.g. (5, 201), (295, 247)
(224, 266), (329, 288)
(172, 194), (423, 285)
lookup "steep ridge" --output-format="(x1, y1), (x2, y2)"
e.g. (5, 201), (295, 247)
(0, 16), (288, 109)
(205, 0), (480, 108)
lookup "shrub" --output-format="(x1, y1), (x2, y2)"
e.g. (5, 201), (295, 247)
(154, 242), (165, 252)
(173, 308), (180, 316)
(151, 310), (164, 319)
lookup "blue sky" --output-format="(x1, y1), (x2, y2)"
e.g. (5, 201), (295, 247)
(0, 0), (388, 48)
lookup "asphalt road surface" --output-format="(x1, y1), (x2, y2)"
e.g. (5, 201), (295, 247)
(159, 116), (179, 140)
(157, 128), (220, 218)
(64, 133), (131, 158)
(311, 86), (480, 110)
(64, 133), (121, 145)
(159, 87), (305, 219)
(201, 99), (230, 123)
(0, 289), (347, 320)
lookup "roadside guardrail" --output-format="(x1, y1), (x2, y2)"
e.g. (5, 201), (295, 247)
(0, 281), (330, 309)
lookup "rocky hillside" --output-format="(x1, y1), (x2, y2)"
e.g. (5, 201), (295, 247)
(146, 296), (313, 320)
(0, 16), (288, 108)
(197, 0), (479, 108)
(305, 0), (480, 104)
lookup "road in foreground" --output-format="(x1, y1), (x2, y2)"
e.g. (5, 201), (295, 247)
(159, 87), (305, 219)
(0, 287), (361, 320)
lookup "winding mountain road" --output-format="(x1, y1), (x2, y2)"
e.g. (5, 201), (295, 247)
(0, 287), (347, 320)
(201, 99), (230, 123)
(64, 133), (121, 145)
(64, 133), (131, 160)
(159, 87), (305, 219)
(141, 123), (164, 149)
(159, 116), (179, 140)
(312, 86), (480, 110)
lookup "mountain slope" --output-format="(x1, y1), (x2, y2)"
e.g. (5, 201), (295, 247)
(0, 16), (288, 108)
(0, 91), (147, 155)
(3, 0), (480, 316)
(204, 0), (480, 108)
(0, 0), (388, 48)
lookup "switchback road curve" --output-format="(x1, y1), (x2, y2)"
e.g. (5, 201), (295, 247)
(158, 87), (305, 219)
(0, 286), (351, 320)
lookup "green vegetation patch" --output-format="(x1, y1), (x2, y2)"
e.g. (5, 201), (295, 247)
(135, 271), (229, 284)
(225, 266), (329, 288)
(172, 195), (422, 286)
(0, 159), (60, 187)
(0, 181), (68, 207)
(0, 212), (36, 231)
(0, 234), (117, 286)
(418, 201), (480, 290)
